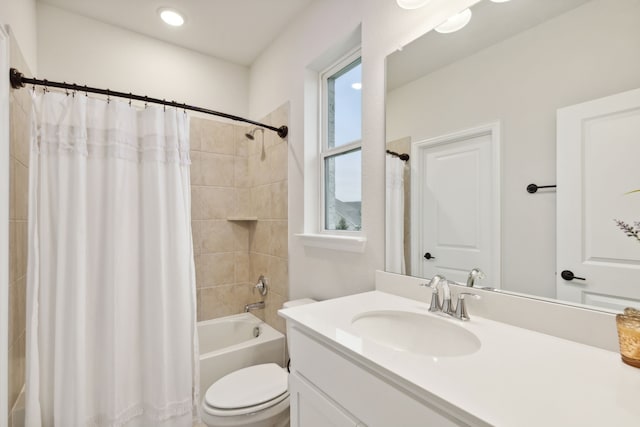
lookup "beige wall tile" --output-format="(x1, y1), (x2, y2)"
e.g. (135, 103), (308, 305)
(8, 276), (26, 348)
(190, 151), (202, 185)
(195, 252), (235, 288)
(191, 221), (202, 256)
(13, 160), (28, 220)
(268, 256), (289, 299)
(196, 220), (237, 254)
(15, 221), (28, 282)
(270, 221), (288, 259)
(192, 187), (235, 220)
(232, 222), (250, 251)
(250, 252), (269, 283)
(201, 121), (235, 155)
(234, 126), (250, 157)
(8, 333), (25, 419)
(235, 252), (250, 283)
(200, 152), (234, 187)
(234, 157), (249, 188)
(251, 185), (272, 220)
(235, 188), (252, 218)
(9, 221), (16, 285)
(270, 180), (287, 220)
(189, 117), (203, 152)
(250, 221), (271, 254)
(268, 142), (288, 184)
(198, 284), (254, 321)
(265, 292), (286, 335)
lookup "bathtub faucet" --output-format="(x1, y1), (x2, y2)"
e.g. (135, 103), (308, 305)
(244, 301), (265, 312)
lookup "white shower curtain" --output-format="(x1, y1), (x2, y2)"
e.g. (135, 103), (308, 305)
(25, 91), (198, 427)
(385, 154), (406, 275)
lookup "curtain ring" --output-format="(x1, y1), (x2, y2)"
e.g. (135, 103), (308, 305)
(106, 89), (111, 104)
(84, 85), (88, 97)
(64, 83), (69, 96)
(163, 99), (166, 112)
(43, 79), (49, 94)
(128, 93), (132, 107)
(144, 96), (148, 108)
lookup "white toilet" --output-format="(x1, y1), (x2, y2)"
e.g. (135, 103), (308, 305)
(200, 299), (315, 427)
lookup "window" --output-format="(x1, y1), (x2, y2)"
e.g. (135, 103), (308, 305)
(320, 51), (362, 232)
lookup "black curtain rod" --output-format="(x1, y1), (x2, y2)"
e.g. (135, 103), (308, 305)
(9, 68), (288, 139)
(386, 149), (409, 161)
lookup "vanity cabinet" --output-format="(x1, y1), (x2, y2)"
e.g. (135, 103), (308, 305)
(287, 324), (472, 427)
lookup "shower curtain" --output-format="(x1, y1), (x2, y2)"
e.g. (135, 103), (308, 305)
(25, 91), (198, 427)
(385, 154), (406, 275)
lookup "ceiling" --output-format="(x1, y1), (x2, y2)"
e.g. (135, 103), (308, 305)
(387, 0), (590, 91)
(39, 0), (314, 66)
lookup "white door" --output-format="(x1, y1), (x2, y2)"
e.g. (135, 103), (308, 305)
(557, 88), (640, 310)
(411, 123), (500, 287)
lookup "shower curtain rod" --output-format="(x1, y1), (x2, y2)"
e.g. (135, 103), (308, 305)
(9, 68), (289, 139)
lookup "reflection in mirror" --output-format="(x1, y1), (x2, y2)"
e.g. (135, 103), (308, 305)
(385, 0), (640, 311)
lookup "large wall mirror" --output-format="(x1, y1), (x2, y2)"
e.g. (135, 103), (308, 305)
(385, 0), (640, 311)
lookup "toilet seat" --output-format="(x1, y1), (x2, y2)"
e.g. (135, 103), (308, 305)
(203, 363), (289, 417)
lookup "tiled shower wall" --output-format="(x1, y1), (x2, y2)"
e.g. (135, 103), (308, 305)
(8, 33), (31, 421)
(191, 103), (289, 333)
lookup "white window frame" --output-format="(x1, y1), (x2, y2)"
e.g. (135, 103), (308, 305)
(318, 48), (363, 236)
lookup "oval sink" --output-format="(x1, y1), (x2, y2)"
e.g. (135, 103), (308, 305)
(351, 310), (481, 357)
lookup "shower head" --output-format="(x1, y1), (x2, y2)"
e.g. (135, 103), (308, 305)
(245, 127), (264, 140)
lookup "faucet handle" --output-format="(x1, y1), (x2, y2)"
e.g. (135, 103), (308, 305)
(419, 282), (442, 312)
(454, 292), (481, 321)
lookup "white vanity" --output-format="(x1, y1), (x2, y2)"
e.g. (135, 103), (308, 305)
(279, 280), (640, 426)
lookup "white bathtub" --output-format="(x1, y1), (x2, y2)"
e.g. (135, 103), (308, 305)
(197, 312), (285, 392)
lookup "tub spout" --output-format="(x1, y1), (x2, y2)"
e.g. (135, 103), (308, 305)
(244, 301), (265, 312)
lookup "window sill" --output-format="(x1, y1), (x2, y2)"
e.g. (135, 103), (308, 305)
(295, 233), (366, 253)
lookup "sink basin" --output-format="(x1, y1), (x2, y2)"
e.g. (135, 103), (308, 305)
(351, 310), (481, 357)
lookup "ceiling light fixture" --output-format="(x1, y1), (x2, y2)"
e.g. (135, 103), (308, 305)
(159, 8), (185, 27)
(434, 8), (472, 34)
(396, 0), (432, 10)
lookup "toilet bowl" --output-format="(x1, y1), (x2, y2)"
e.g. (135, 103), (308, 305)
(200, 363), (290, 427)
(200, 299), (316, 427)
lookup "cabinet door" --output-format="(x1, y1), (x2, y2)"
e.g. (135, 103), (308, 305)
(289, 372), (364, 427)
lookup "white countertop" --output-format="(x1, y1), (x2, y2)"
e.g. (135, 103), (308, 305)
(279, 291), (640, 427)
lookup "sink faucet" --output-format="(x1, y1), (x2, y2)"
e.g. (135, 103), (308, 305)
(466, 268), (485, 287)
(421, 275), (481, 320)
(422, 275), (453, 315)
(244, 301), (265, 312)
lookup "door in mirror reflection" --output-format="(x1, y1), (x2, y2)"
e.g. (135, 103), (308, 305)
(412, 124), (501, 286)
(557, 88), (640, 310)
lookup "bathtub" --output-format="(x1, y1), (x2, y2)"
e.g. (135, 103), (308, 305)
(197, 312), (285, 392)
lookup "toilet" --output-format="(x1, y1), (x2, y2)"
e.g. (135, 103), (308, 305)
(200, 299), (316, 427)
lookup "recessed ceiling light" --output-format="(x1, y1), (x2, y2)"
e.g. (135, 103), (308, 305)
(435, 8), (472, 34)
(396, 0), (432, 10)
(159, 8), (184, 27)
(351, 82), (362, 90)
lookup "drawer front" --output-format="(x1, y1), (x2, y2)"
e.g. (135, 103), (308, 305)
(288, 325), (468, 427)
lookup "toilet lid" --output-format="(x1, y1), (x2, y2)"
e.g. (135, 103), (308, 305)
(205, 363), (288, 410)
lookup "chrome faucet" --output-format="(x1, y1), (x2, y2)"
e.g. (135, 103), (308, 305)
(244, 301), (265, 312)
(421, 275), (453, 315)
(421, 275), (481, 321)
(466, 268), (485, 287)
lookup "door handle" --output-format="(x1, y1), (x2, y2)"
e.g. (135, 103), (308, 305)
(423, 252), (436, 260)
(561, 270), (586, 281)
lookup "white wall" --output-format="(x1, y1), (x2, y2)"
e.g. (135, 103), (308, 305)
(249, 0), (479, 300)
(387, 0), (640, 297)
(0, 0), (37, 72)
(37, 3), (249, 117)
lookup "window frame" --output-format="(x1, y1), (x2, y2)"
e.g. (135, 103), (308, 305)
(318, 49), (363, 235)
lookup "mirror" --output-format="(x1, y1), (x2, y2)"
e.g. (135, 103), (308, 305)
(385, 0), (640, 311)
